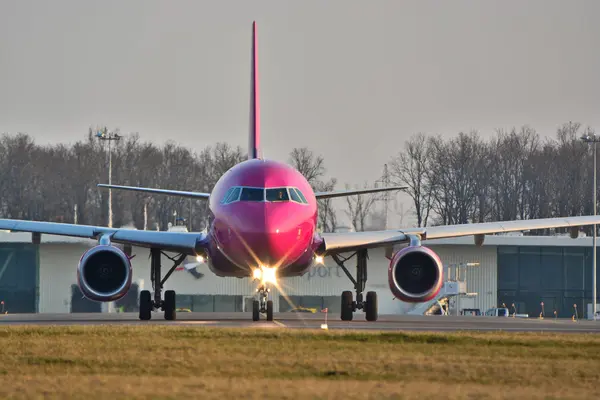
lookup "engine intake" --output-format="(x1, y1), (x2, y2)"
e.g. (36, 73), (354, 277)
(77, 245), (132, 302)
(388, 245), (443, 302)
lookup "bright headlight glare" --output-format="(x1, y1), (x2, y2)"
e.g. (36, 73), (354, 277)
(261, 266), (277, 284)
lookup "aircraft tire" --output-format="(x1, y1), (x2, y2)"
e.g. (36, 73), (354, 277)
(252, 300), (260, 321)
(341, 291), (353, 321)
(139, 290), (152, 321)
(266, 300), (274, 321)
(365, 291), (378, 322)
(164, 290), (176, 321)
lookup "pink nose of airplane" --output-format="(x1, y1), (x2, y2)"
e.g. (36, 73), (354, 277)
(226, 202), (313, 269)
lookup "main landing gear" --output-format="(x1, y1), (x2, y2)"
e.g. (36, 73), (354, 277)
(252, 283), (274, 322)
(331, 249), (378, 322)
(139, 248), (187, 321)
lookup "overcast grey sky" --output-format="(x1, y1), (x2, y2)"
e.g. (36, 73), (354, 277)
(1, 0), (599, 225)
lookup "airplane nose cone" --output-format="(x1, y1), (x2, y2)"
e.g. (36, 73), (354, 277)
(259, 204), (314, 267)
(241, 215), (292, 267)
(258, 228), (298, 267)
(229, 204), (311, 268)
(221, 203), (314, 271)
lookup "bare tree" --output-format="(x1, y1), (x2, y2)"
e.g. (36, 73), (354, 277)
(389, 133), (433, 227)
(470, 139), (493, 223)
(1, 133), (37, 219)
(523, 140), (557, 224)
(553, 122), (589, 217)
(488, 126), (540, 221)
(426, 135), (455, 225)
(289, 147), (326, 184)
(314, 178), (338, 233)
(345, 183), (378, 231)
(289, 147), (338, 232)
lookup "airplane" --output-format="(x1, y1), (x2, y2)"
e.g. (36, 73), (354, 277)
(2, 21), (600, 323)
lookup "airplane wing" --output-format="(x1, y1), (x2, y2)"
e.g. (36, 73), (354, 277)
(314, 186), (406, 200)
(97, 184), (210, 200)
(0, 219), (207, 254)
(318, 215), (600, 254)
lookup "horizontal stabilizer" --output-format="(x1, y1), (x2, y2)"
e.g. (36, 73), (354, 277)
(97, 184), (210, 200)
(314, 186), (406, 200)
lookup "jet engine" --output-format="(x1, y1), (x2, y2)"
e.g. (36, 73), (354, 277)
(388, 245), (443, 303)
(77, 244), (132, 302)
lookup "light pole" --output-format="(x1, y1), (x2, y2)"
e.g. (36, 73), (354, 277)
(96, 128), (121, 228)
(581, 132), (598, 318)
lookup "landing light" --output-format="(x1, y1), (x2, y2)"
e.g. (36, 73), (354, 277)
(315, 255), (324, 264)
(196, 255), (206, 263)
(253, 266), (277, 285)
(261, 266), (277, 284)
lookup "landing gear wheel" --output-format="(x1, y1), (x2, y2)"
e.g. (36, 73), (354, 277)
(139, 290), (152, 321)
(365, 291), (378, 321)
(333, 250), (378, 322)
(163, 289), (176, 321)
(341, 290), (354, 321)
(254, 284), (271, 322)
(252, 300), (260, 321)
(266, 300), (274, 321)
(140, 248), (186, 321)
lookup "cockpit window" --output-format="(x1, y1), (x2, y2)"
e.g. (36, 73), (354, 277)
(221, 187), (241, 204)
(289, 187), (302, 203)
(220, 188), (234, 204)
(293, 188), (308, 204)
(240, 187), (264, 201)
(266, 188), (289, 202)
(222, 186), (308, 204)
(225, 187), (241, 203)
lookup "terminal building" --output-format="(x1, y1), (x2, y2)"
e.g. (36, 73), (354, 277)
(0, 227), (599, 319)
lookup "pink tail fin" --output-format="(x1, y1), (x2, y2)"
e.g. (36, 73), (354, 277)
(248, 21), (260, 159)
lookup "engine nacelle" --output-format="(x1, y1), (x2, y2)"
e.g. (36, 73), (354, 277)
(77, 245), (132, 302)
(388, 245), (443, 303)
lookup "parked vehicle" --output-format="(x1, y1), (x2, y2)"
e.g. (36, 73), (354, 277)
(484, 307), (510, 317)
(461, 308), (481, 316)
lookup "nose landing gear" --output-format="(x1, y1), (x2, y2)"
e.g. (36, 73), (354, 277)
(252, 284), (274, 321)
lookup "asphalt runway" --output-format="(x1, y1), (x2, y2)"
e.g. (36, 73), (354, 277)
(1, 312), (599, 332)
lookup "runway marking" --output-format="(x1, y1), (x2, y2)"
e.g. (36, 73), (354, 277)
(173, 321), (216, 325)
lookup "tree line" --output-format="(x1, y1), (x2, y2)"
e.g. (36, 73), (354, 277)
(0, 128), (359, 232)
(0, 121), (596, 235)
(390, 121), (598, 236)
